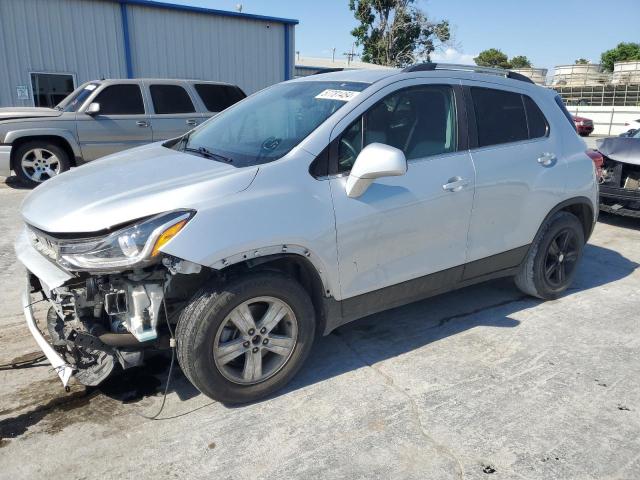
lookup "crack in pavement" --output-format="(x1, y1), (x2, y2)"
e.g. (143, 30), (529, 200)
(334, 332), (465, 480)
(332, 295), (535, 479)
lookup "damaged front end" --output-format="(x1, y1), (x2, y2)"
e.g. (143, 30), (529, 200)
(16, 210), (204, 389)
(597, 137), (640, 218)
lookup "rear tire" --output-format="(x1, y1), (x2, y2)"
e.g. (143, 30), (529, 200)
(176, 272), (316, 404)
(515, 211), (585, 299)
(14, 140), (70, 188)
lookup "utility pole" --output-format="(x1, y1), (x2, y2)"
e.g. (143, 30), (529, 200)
(343, 43), (358, 66)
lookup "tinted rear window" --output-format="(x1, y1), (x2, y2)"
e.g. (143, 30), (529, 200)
(471, 87), (528, 147)
(93, 84), (144, 115)
(194, 84), (246, 112)
(554, 95), (576, 131)
(149, 84), (195, 114)
(523, 95), (549, 138)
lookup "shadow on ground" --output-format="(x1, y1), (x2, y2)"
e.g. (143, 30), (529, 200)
(2, 242), (637, 429)
(1, 176), (30, 190)
(597, 211), (640, 231)
(92, 242), (640, 408)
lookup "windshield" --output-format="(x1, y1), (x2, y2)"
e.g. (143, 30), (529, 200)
(181, 81), (369, 166)
(55, 83), (100, 112)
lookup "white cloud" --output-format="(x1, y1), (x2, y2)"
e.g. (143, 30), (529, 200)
(430, 47), (477, 65)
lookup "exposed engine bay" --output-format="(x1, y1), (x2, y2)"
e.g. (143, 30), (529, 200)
(30, 257), (207, 387)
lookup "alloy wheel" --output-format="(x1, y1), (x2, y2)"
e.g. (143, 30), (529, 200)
(544, 228), (579, 288)
(213, 296), (298, 385)
(21, 148), (61, 183)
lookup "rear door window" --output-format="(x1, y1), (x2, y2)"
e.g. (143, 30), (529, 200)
(194, 84), (246, 112)
(93, 84), (145, 115)
(471, 87), (528, 147)
(149, 84), (195, 114)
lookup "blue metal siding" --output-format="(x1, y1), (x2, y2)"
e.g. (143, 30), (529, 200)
(120, 3), (134, 78)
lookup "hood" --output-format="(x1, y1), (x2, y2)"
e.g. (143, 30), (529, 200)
(596, 137), (640, 166)
(21, 143), (258, 233)
(0, 107), (63, 121)
(572, 116), (591, 122)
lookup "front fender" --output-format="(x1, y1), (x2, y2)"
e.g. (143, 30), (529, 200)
(161, 149), (341, 299)
(4, 128), (81, 158)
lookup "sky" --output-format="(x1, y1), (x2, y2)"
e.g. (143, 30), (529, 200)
(169, 0), (639, 70)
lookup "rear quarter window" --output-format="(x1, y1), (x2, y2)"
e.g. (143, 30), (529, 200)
(523, 95), (549, 138)
(194, 84), (246, 112)
(554, 95), (577, 131)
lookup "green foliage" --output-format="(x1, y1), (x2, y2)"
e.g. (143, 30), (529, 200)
(474, 49), (511, 69)
(349, 0), (450, 67)
(600, 42), (640, 72)
(510, 55), (532, 69)
(575, 58), (589, 65)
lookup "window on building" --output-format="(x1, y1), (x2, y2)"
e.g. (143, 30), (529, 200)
(471, 87), (529, 147)
(30, 73), (75, 108)
(93, 84), (145, 115)
(337, 85), (457, 172)
(149, 84), (195, 114)
(194, 84), (246, 112)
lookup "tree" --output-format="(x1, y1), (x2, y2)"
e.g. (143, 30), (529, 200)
(474, 48), (511, 69)
(600, 42), (640, 72)
(510, 55), (532, 69)
(349, 0), (450, 67)
(575, 58), (589, 65)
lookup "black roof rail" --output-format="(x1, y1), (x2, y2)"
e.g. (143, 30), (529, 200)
(402, 62), (535, 84)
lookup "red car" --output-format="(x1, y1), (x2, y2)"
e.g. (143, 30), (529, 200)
(573, 115), (594, 136)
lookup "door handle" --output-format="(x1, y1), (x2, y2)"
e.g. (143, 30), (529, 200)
(186, 119), (198, 126)
(136, 120), (149, 128)
(442, 176), (470, 192)
(537, 152), (557, 167)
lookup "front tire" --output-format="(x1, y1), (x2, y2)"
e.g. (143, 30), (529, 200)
(515, 211), (585, 299)
(14, 141), (70, 188)
(176, 273), (316, 404)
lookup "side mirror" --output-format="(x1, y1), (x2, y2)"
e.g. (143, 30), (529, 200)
(345, 143), (407, 198)
(86, 102), (100, 115)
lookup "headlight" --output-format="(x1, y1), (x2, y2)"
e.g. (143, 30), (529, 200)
(57, 210), (194, 271)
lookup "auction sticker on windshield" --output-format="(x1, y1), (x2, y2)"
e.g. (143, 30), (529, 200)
(315, 89), (360, 101)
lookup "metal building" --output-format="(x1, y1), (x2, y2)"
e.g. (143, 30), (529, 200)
(0, 0), (297, 108)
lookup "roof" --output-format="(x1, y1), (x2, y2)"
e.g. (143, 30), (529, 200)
(295, 56), (391, 71)
(105, 0), (299, 25)
(291, 68), (400, 84)
(292, 66), (547, 93)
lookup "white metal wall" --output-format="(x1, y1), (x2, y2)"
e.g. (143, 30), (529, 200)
(125, 4), (291, 94)
(566, 106), (640, 136)
(0, 0), (128, 107)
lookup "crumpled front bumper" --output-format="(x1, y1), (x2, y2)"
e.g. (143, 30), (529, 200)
(22, 277), (74, 388)
(15, 227), (75, 388)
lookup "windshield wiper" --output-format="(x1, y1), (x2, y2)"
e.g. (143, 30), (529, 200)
(184, 146), (233, 163)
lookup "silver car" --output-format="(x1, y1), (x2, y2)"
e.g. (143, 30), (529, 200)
(15, 64), (598, 404)
(0, 78), (245, 186)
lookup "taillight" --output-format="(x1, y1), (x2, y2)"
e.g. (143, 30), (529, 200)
(586, 149), (604, 180)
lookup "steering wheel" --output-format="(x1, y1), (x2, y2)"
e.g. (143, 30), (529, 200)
(339, 138), (358, 170)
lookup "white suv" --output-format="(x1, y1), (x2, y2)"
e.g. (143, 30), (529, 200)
(16, 64), (598, 403)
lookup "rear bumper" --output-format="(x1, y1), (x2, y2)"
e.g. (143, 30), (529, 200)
(22, 277), (74, 388)
(0, 145), (11, 177)
(599, 185), (640, 217)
